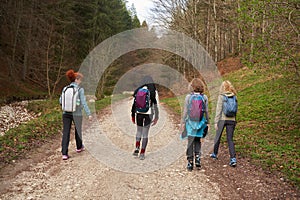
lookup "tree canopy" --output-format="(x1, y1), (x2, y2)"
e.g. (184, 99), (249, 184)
(0, 0), (141, 97)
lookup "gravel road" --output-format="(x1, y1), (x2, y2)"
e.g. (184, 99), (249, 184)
(0, 98), (221, 200)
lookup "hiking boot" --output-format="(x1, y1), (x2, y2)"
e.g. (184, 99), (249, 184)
(76, 145), (85, 153)
(210, 153), (218, 159)
(139, 153), (145, 160)
(229, 158), (237, 167)
(195, 155), (201, 168)
(62, 155), (69, 160)
(133, 148), (139, 156)
(187, 161), (193, 171)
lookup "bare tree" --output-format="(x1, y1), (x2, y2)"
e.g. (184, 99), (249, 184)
(10, 0), (23, 78)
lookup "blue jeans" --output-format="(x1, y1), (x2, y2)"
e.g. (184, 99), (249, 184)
(213, 120), (236, 158)
(61, 113), (83, 155)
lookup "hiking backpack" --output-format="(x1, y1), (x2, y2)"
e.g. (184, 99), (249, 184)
(222, 95), (238, 117)
(135, 87), (151, 113)
(187, 94), (206, 121)
(61, 85), (80, 112)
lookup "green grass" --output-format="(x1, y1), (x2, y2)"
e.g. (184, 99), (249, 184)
(233, 71), (300, 187)
(0, 100), (62, 164)
(160, 96), (184, 115)
(162, 67), (300, 188)
(95, 97), (112, 111)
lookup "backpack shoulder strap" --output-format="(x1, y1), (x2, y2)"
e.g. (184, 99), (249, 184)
(63, 84), (72, 92)
(202, 94), (208, 104)
(199, 93), (205, 101)
(233, 95), (237, 101)
(200, 94), (206, 110)
(188, 93), (195, 104)
(222, 94), (228, 102)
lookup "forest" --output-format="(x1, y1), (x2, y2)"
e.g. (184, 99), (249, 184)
(0, 0), (144, 101)
(151, 0), (298, 75)
(0, 0), (298, 101)
(0, 0), (299, 197)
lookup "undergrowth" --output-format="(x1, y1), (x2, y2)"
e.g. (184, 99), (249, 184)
(0, 97), (111, 167)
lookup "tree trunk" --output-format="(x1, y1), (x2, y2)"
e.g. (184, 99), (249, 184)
(10, 0), (23, 79)
(250, 9), (255, 63)
(237, 0), (241, 53)
(46, 23), (54, 97)
(213, 0), (218, 62)
(51, 29), (66, 99)
(206, 0), (210, 53)
(22, 0), (34, 81)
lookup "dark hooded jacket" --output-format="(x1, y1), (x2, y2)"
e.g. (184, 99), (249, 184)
(131, 76), (159, 119)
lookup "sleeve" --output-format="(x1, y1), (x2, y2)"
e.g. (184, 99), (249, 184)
(181, 95), (190, 124)
(152, 90), (159, 119)
(79, 88), (91, 116)
(150, 88), (157, 105)
(131, 97), (136, 118)
(59, 87), (64, 105)
(214, 95), (223, 125)
(204, 95), (210, 124)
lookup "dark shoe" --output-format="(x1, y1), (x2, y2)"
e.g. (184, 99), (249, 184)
(187, 161), (193, 171)
(229, 158), (237, 167)
(133, 148), (139, 156)
(195, 155), (201, 168)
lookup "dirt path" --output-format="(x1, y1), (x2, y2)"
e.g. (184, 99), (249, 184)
(0, 98), (299, 199)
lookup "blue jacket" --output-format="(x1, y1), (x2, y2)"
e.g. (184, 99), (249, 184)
(181, 93), (209, 138)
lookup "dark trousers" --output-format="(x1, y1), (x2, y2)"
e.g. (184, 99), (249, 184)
(135, 114), (152, 151)
(61, 113), (83, 155)
(213, 120), (236, 158)
(186, 136), (201, 161)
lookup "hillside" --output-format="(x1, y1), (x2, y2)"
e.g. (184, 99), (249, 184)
(227, 66), (299, 183)
(161, 65), (300, 188)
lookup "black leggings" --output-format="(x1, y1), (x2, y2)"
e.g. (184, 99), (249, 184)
(213, 120), (236, 158)
(61, 113), (83, 155)
(135, 114), (152, 150)
(186, 136), (201, 161)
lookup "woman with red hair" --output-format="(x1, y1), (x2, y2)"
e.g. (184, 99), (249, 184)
(60, 69), (92, 160)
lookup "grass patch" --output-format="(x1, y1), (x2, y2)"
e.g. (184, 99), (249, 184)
(162, 67), (300, 188)
(0, 99), (62, 164)
(95, 96), (112, 111)
(160, 95), (184, 115)
(234, 71), (300, 187)
(0, 96), (113, 166)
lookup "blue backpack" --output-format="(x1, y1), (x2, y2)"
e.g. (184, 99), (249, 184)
(222, 95), (238, 117)
(187, 94), (206, 121)
(135, 87), (150, 112)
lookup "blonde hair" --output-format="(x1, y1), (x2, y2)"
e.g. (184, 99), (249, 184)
(189, 78), (205, 93)
(220, 80), (237, 95)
